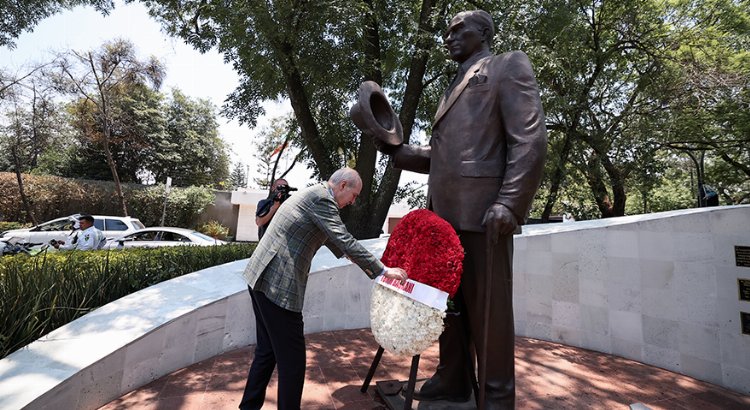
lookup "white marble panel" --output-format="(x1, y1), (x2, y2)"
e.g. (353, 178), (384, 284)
(525, 254), (556, 277)
(674, 262), (717, 300)
(552, 260), (579, 303)
(722, 364), (750, 395)
(525, 273), (555, 308)
(609, 310), (643, 344)
(159, 313), (198, 372)
(605, 229), (639, 258)
(677, 294), (718, 329)
(580, 330), (612, 354)
(641, 288), (678, 320)
(551, 326), (582, 346)
(550, 232), (581, 254)
(642, 315), (680, 350)
(716, 266), (749, 300)
(637, 231), (675, 262)
(678, 322), (720, 363)
(522, 320), (552, 341)
(611, 337), (643, 362)
(673, 233), (716, 262)
(578, 278), (608, 308)
(643, 344), (681, 373)
(710, 209), (750, 235)
(639, 260), (676, 290)
(607, 283), (641, 314)
(525, 234), (551, 252)
(719, 332), (750, 370)
(552, 301), (581, 329)
(223, 293), (255, 350)
(580, 305), (610, 337)
(680, 354), (723, 385)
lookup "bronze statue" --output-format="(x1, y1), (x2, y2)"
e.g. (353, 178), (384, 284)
(352, 9), (547, 410)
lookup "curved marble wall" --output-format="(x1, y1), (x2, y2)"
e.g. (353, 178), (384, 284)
(0, 205), (747, 409)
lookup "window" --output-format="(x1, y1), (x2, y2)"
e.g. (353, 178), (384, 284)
(132, 231), (158, 241)
(94, 219), (104, 230)
(38, 219), (75, 231)
(159, 231), (190, 242)
(105, 219), (129, 231)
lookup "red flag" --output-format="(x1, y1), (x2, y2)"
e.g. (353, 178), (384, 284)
(270, 142), (288, 158)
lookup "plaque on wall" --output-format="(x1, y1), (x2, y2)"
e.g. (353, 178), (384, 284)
(742, 312), (750, 336)
(740, 279), (750, 302)
(736, 246), (750, 268)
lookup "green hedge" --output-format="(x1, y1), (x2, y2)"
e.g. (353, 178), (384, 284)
(0, 172), (216, 227)
(0, 243), (255, 359)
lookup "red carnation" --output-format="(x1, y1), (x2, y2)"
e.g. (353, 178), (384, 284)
(381, 209), (464, 298)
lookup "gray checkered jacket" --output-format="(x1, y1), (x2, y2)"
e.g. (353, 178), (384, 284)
(243, 183), (384, 312)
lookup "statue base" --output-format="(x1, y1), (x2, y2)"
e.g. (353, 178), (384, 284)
(376, 379), (476, 410)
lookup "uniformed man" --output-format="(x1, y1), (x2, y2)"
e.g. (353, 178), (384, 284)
(53, 214), (105, 250)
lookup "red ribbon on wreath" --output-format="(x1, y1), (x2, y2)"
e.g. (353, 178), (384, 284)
(381, 209), (464, 298)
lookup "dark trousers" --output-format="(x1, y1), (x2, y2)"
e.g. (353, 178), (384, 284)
(437, 231), (515, 409)
(239, 287), (306, 410)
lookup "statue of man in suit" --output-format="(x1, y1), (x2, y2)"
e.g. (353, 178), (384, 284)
(376, 10), (547, 409)
(240, 167), (408, 410)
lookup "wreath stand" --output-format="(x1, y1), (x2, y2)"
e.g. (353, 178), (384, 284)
(360, 346), (421, 410)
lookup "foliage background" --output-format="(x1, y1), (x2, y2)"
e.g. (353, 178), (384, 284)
(0, 243), (256, 359)
(0, 172), (216, 227)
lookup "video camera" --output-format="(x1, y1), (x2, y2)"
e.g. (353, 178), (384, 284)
(273, 184), (298, 203)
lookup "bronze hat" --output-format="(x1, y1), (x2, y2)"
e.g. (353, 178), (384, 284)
(349, 81), (403, 146)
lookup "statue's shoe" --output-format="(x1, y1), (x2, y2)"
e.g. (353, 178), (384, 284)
(413, 374), (471, 402)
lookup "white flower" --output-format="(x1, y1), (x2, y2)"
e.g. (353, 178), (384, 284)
(370, 284), (446, 356)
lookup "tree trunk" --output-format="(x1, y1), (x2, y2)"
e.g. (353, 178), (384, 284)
(347, 0), (438, 239)
(11, 149), (37, 225)
(586, 154), (615, 218)
(541, 132), (573, 221)
(102, 120), (128, 216)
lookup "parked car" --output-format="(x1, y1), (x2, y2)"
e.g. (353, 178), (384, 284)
(104, 227), (227, 249)
(0, 214), (145, 244)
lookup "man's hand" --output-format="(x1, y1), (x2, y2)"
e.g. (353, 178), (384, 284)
(383, 267), (408, 284)
(373, 138), (402, 156)
(482, 203), (517, 244)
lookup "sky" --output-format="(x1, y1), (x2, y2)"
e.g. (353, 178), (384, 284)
(0, 1), (300, 188)
(0, 1), (427, 192)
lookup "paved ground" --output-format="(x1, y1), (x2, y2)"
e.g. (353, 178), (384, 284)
(100, 328), (750, 410)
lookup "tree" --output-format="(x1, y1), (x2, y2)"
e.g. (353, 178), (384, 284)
(55, 39), (165, 215)
(0, 0), (114, 48)
(148, 89), (229, 187)
(139, 0), (462, 238)
(0, 67), (62, 224)
(251, 116), (299, 191)
(228, 161), (247, 190)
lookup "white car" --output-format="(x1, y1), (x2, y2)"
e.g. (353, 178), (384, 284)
(0, 215), (145, 245)
(104, 227), (226, 249)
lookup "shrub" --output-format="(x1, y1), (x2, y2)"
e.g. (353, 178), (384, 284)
(0, 243), (255, 359)
(0, 222), (29, 232)
(197, 220), (230, 240)
(0, 172), (215, 228)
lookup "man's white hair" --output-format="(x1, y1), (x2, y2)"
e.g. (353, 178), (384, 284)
(328, 167), (361, 187)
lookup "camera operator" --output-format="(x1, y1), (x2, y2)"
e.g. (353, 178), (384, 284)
(255, 178), (297, 240)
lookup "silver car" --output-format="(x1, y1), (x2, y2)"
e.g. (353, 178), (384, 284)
(0, 214), (145, 245)
(104, 227), (226, 249)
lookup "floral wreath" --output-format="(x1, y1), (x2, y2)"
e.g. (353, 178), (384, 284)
(381, 209), (464, 298)
(370, 209), (464, 356)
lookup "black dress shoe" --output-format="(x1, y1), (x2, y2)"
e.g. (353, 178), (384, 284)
(414, 375), (471, 402)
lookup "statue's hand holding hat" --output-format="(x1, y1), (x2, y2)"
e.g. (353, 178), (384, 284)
(350, 81), (403, 149)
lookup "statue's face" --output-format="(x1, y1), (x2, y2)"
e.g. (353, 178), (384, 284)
(443, 14), (485, 63)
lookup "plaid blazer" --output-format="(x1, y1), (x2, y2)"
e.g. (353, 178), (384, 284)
(243, 183), (384, 312)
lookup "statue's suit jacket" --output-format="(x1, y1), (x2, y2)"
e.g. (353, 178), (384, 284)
(243, 183), (383, 312)
(395, 50), (547, 232)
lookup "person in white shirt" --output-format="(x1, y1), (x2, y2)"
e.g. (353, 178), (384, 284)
(53, 215), (105, 250)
